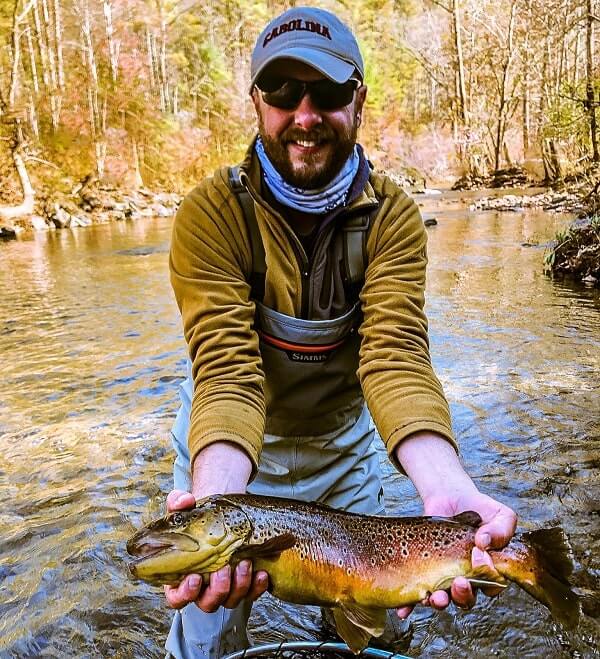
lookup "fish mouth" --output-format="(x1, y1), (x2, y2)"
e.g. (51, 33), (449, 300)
(127, 532), (200, 563)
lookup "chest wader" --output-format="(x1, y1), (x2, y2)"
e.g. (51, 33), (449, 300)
(166, 168), (389, 659)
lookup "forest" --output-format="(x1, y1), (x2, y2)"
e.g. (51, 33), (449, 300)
(0, 0), (599, 207)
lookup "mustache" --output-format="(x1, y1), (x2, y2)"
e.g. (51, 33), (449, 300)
(283, 127), (335, 143)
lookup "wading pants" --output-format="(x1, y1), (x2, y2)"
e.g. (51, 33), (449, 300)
(164, 373), (385, 659)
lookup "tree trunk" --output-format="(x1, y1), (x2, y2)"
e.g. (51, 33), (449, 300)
(586, 0), (599, 162)
(542, 138), (562, 181)
(103, 0), (118, 83)
(452, 0), (470, 169)
(132, 140), (144, 189)
(0, 1), (37, 221)
(521, 0), (532, 158)
(53, 0), (64, 89)
(493, 0), (517, 172)
(0, 133), (36, 220)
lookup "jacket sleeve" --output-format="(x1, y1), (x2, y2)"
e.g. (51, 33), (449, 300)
(169, 170), (265, 474)
(359, 178), (456, 468)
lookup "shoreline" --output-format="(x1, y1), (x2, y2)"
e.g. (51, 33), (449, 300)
(0, 177), (595, 242)
(0, 185), (182, 239)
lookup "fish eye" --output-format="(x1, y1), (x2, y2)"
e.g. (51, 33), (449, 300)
(171, 512), (185, 526)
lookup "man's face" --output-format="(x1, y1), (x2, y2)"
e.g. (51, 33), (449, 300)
(252, 59), (367, 189)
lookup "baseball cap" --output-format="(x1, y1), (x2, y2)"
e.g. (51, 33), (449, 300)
(250, 6), (364, 90)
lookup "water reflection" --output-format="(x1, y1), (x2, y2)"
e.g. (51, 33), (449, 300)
(0, 208), (598, 657)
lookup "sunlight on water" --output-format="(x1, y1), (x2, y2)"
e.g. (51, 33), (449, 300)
(0, 206), (598, 657)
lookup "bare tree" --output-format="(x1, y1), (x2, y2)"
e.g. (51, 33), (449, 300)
(0, 0), (36, 221)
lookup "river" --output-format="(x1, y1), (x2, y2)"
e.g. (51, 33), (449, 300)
(0, 196), (598, 658)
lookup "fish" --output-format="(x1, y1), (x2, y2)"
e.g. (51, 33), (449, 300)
(126, 493), (580, 653)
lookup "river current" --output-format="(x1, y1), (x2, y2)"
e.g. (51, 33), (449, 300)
(0, 195), (598, 657)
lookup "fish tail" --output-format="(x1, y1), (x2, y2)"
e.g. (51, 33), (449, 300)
(497, 528), (580, 629)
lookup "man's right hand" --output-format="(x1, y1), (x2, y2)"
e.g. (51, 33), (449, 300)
(164, 442), (269, 612)
(163, 490), (269, 611)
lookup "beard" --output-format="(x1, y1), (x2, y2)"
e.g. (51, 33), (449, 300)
(257, 117), (359, 189)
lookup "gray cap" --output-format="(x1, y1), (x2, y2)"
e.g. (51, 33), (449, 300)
(250, 6), (364, 90)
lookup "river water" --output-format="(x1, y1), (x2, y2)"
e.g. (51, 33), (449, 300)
(0, 196), (598, 658)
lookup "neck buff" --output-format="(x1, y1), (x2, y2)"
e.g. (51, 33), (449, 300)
(255, 136), (360, 215)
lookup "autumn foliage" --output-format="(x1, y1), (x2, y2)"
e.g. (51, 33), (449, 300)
(1, 0), (599, 202)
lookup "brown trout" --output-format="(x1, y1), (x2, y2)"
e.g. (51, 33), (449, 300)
(127, 494), (580, 653)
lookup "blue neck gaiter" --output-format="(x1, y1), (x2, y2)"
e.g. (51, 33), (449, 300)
(255, 136), (360, 215)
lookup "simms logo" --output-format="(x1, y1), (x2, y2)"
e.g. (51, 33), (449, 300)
(263, 20), (332, 48)
(288, 351), (330, 362)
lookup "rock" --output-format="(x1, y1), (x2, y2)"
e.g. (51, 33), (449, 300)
(453, 166), (532, 191)
(51, 205), (71, 228)
(423, 216), (438, 226)
(0, 224), (17, 238)
(31, 215), (50, 231)
(70, 215), (92, 227)
(151, 203), (174, 218)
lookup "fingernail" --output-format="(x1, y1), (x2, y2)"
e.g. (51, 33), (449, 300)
(239, 560), (250, 576)
(472, 546), (487, 562)
(479, 532), (491, 550)
(456, 577), (469, 590)
(189, 575), (200, 589)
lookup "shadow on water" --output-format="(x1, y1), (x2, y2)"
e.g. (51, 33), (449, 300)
(0, 208), (598, 657)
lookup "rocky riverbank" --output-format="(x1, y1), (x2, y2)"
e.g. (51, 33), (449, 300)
(452, 166), (532, 191)
(468, 189), (587, 214)
(544, 216), (600, 286)
(0, 182), (182, 239)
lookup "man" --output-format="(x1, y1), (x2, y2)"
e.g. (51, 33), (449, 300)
(164, 6), (517, 658)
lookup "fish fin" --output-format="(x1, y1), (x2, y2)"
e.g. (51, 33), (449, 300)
(516, 528), (581, 629)
(234, 532), (296, 559)
(433, 564), (508, 592)
(332, 605), (386, 654)
(522, 528), (574, 581)
(451, 511), (482, 527)
(425, 511), (482, 526)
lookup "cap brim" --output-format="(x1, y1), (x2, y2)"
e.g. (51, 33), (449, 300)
(250, 48), (356, 91)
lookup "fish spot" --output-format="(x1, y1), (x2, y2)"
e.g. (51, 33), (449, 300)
(370, 558), (377, 566)
(387, 547), (394, 556)
(338, 559), (344, 567)
(346, 567), (352, 576)
(423, 551), (430, 558)
(401, 548), (409, 557)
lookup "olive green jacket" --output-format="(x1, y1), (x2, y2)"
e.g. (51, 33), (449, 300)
(169, 145), (455, 474)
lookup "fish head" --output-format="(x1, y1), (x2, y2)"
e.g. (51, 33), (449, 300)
(126, 496), (253, 586)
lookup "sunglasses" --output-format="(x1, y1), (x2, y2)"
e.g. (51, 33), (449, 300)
(256, 76), (361, 111)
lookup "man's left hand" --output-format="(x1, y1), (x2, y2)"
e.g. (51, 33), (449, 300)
(396, 490), (517, 618)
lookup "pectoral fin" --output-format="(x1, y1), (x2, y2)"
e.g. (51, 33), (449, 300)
(332, 604), (386, 654)
(234, 533), (296, 559)
(433, 564), (508, 592)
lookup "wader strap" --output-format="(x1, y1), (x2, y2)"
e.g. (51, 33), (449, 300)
(341, 207), (378, 301)
(229, 165), (266, 300)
